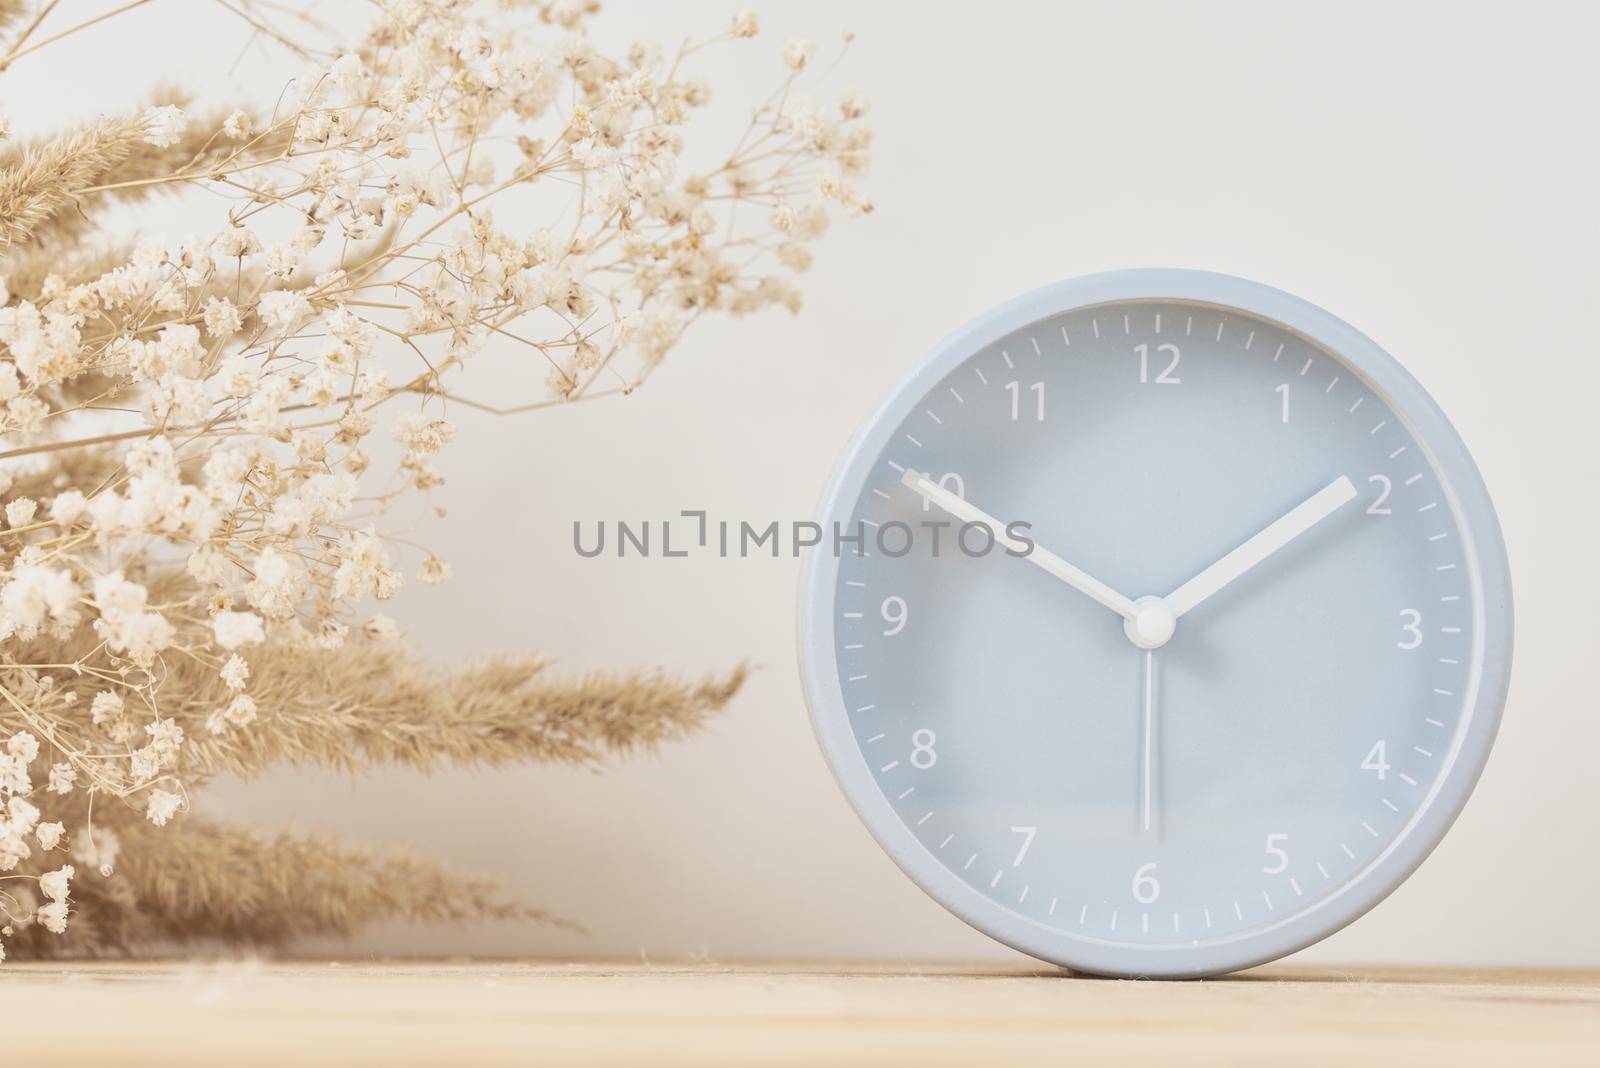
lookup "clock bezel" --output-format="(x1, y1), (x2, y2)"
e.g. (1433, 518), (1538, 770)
(797, 268), (1513, 978)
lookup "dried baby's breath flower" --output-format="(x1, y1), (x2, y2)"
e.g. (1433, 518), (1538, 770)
(140, 105), (187, 148)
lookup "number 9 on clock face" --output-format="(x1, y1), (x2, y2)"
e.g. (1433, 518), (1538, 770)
(798, 270), (1512, 978)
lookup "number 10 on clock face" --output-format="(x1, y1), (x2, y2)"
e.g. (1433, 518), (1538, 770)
(800, 270), (1512, 977)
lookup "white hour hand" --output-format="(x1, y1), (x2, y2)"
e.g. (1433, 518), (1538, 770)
(1164, 475), (1358, 618)
(901, 469), (1137, 620)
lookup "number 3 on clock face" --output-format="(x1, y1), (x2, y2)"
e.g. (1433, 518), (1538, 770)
(798, 269), (1512, 978)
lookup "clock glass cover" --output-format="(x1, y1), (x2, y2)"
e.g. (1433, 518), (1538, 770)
(799, 270), (1512, 977)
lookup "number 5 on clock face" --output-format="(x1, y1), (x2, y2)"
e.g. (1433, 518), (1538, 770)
(800, 269), (1513, 979)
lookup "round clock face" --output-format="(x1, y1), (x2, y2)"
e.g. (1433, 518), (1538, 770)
(799, 270), (1511, 977)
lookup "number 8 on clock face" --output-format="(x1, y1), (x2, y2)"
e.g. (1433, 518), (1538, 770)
(798, 270), (1512, 978)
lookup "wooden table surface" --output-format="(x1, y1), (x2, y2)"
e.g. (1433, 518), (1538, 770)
(2, 960), (1596, 1066)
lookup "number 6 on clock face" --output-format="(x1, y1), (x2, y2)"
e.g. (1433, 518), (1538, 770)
(799, 270), (1512, 978)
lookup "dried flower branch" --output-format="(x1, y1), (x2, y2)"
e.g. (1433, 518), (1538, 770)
(0, 0), (871, 959)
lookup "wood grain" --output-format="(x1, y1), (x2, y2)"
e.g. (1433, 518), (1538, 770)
(1, 960), (1596, 1066)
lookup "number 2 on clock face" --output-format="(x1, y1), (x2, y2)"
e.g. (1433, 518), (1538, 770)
(800, 270), (1512, 978)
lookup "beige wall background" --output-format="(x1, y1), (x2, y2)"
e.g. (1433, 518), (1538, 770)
(31, 0), (1599, 965)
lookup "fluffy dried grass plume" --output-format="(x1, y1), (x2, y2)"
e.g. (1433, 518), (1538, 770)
(6, 817), (568, 958)
(0, 0), (870, 959)
(175, 642), (750, 777)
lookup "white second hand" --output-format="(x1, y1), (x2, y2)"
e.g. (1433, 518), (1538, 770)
(1142, 649), (1157, 836)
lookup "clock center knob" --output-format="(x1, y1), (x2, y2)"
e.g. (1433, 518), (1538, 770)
(1125, 595), (1176, 650)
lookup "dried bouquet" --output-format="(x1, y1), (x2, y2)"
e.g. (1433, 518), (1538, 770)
(0, 0), (871, 958)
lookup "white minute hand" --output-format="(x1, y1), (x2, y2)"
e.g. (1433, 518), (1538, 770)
(1164, 475), (1358, 618)
(901, 469), (1137, 619)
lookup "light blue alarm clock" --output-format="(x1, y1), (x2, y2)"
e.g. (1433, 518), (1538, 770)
(799, 269), (1512, 977)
